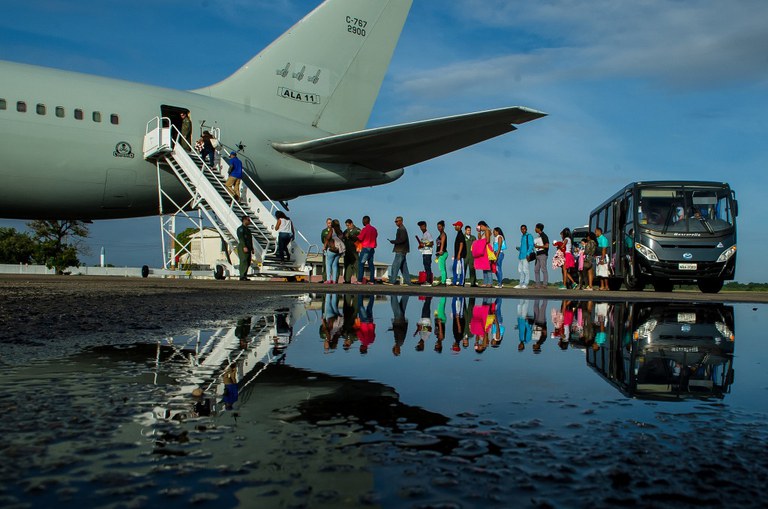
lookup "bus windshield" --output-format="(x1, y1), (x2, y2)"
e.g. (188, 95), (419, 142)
(637, 187), (734, 234)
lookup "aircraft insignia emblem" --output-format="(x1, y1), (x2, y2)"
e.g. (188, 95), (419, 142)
(113, 141), (134, 159)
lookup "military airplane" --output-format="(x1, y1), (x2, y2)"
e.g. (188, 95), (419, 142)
(0, 0), (545, 220)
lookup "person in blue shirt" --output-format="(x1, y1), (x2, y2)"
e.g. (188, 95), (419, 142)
(515, 224), (535, 289)
(226, 151), (244, 202)
(595, 226), (610, 290)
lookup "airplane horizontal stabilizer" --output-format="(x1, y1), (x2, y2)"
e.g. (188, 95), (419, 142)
(271, 106), (546, 172)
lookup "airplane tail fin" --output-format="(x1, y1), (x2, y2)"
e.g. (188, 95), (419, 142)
(196, 0), (412, 134)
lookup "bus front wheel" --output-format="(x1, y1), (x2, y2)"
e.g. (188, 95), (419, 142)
(698, 279), (724, 294)
(624, 272), (645, 292)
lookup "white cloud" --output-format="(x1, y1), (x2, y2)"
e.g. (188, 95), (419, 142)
(401, 0), (768, 96)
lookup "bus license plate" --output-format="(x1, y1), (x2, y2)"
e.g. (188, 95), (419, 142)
(677, 313), (696, 323)
(678, 263), (697, 270)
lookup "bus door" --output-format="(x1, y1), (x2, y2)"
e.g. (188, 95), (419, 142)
(617, 189), (635, 277)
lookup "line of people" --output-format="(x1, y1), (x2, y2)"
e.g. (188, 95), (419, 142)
(319, 216), (612, 289)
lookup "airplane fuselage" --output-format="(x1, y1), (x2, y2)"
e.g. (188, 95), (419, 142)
(0, 60), (402, 219)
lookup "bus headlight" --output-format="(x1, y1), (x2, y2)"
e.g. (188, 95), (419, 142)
(634, 319), (658, 341)
(715, 321), (735, 341)
(635, 243), (659, 262)
(716, 245), (737, 263)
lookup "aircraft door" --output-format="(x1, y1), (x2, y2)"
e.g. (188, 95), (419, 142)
(161, 105), (189, 145)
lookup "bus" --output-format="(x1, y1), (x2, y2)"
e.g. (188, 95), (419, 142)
(589, 181), (738, 293)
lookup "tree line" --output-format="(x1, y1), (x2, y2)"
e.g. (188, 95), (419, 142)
(0, 220), (89, 274)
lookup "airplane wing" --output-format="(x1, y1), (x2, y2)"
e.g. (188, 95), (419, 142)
(271, 106), (546, 172)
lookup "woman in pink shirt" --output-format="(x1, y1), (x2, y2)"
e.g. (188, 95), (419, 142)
(471, 221), (494, 287)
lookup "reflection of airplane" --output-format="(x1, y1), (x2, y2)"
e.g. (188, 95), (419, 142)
(133, 297), (309, 423)
(0, 0), (545, 220)
(587, 303), (735, 401)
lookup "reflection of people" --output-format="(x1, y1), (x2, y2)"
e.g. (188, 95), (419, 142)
(532, 299), (548, 350)
(451, 297), (465, 345)
(414, 297), (432, 351)
(235, 317), (251, 349)
(389, 295), (409, 356)
(490, 297), (505, 348)
(357, 295), (375, 354)
(222, 366), (239, 411)
(516, 300), (532, 351)
(192, 387), (212, 417)
(472, 298), (494, 353)
(237, 216), (253, 281)
(322, 294), (343, 351)
(434, 297), (447, 352)
(274, 310), (293, 354)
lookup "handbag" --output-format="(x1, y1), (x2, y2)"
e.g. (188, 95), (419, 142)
(487, 244), (497, 261)
(526, 252), (536, 262)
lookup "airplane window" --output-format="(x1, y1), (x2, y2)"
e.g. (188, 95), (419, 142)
(36, 104), (46, 115)
(92, 111), (101, 123)
(74, 109), (83, 120)
(110, 114), (119, 125)
(0, 99), (6, 110)
(56, 106), (65, 118)
(17, 101), (27, 113)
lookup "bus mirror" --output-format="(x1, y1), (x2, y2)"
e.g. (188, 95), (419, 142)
(732, 199), (738, 217)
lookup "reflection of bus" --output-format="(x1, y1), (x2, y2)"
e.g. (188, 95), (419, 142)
(587, 302), (735, 401)
(589, 181), (738, 293)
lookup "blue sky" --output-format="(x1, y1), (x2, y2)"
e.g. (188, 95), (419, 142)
(1, 0), (766, 281)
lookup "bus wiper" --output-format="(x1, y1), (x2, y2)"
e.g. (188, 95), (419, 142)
(699, 217), (714, 234)
(661, 206), (675, 234)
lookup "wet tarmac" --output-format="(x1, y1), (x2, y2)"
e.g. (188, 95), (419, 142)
(1, 277), (767, 508)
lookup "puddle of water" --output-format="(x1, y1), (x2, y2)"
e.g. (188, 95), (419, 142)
(1, 295), (766, 508)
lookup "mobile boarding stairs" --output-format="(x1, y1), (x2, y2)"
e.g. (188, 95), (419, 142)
(142, 117), (313, 279)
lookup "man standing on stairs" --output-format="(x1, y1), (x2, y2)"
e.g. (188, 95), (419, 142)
(226, 151), (243, 203)
(179, 110), (192, 150)
(237, 216), (254, 281)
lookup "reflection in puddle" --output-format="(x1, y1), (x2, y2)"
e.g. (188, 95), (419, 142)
(587, 302), (735, 400)
(2, 294), (766, 508)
